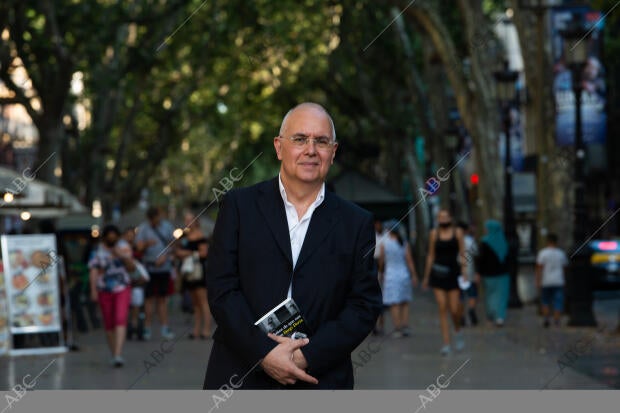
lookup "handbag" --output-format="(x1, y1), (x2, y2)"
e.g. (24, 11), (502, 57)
(431, 263), (453, 278)
(181, 252), (203, 282)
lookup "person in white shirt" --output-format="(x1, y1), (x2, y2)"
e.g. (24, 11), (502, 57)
(458, 222), (479, 326)
(536, 234), (568, 327)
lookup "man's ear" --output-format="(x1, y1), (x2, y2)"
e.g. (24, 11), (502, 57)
(274, 136), (282, 160)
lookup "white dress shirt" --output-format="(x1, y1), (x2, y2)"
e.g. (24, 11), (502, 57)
(279, 174), (325, 298)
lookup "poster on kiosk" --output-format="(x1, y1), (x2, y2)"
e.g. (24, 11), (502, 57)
(1, 234), (66, 356)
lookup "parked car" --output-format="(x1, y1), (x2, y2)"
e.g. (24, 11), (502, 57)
(588, 239), (620, 291)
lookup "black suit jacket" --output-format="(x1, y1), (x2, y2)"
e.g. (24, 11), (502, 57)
(203, 177), (382, 389)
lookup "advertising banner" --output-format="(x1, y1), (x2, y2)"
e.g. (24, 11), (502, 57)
(1, 234), (65, 355)
(551, 7), (606, 147)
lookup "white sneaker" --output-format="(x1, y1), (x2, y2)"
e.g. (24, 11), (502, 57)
(391, 330), (404, 339)
(113, 356), (124, 367)
(454, 332), (465, 351)
(161, 326), (174, 340)
(440, 345), (451, 356)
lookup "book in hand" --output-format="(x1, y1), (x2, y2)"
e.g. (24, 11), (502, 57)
(254, 297), (309, 340)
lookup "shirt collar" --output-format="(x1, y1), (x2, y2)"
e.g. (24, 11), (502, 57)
(278, 173), (325, 208)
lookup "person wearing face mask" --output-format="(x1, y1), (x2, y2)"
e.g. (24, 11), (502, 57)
(89, 225), (136, 367)
(422, 210), (467, 356)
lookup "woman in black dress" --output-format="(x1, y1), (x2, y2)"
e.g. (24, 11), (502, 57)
(422, 209), (467, 355)
(176, 212), (212, 339)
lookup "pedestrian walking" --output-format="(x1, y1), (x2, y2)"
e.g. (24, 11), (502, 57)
(373, 219), (386, 336)
(135, 206), (176, 340)
(176, 212), (212, 339)
(122, 227), (146, 340)
(88, 225), (135, 367)
(378, 220), (418, 338)
(475, 220), (510, 327)
(535, 233), (568, 328)
(458, 222), (479, 326)
(422, 209), (467, 355)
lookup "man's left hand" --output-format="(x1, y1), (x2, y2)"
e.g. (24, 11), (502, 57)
(261, 334), (317, 386)
(268, 333), (309, 370)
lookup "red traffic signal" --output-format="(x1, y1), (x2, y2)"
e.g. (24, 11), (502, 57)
(470, 173), (479, 185)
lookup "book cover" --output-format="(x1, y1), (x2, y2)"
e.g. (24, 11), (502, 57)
(254, 297), (309, 339)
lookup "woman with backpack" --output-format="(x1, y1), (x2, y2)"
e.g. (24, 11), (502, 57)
(475, 220), (510, 327)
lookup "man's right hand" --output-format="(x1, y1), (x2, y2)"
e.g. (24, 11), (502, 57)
(260, 335), (318, 386)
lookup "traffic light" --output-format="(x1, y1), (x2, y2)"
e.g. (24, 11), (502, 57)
(469, 174), (479, 206)
(470, 173), (479, 186)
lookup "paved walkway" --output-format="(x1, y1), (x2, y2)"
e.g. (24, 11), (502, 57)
(354, 290), (619, 389)
(1, 288), (618, 390)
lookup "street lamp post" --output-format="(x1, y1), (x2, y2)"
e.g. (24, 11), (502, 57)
(494, 60), (522, 308)
(560, 19), (590, 245)
(444, 129), (459, 217)
(560, 17), (597, 326)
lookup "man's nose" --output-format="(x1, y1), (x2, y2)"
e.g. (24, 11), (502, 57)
(304, 139), (318, 154)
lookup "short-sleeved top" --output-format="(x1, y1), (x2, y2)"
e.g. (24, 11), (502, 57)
(536, 246), (568, 287)
(88, 241), (131, 293)
(383, 238), (409, 277)
(462, 235), (477, 278)
(135, 220), (175, 272)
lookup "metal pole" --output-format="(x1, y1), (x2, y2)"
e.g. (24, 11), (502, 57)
(504, 105), (522, 308)
(567, 63), (596, 326)
(573, 70), (586, 244)
(535, 8), (549, 251)
(450, 149), (457, 217)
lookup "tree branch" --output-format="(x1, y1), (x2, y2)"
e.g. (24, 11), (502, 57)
(403, 2), (472, 110)
(0, 97), (21, 105)
(41, 0), (71, 62)
(0, 68), (40, 124)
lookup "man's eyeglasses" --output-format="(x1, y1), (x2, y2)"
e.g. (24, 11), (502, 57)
(279, 134), (336, 150)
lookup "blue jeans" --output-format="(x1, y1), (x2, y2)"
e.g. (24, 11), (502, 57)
(482, 275), (510, 321)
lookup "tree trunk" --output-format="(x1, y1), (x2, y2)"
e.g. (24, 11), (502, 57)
(31, 116), (62, 185)
(513, 5), (573, 247)
(421, 36), (453, 213)
(404, 1), (504, 225)
(405, 141), (431, 274)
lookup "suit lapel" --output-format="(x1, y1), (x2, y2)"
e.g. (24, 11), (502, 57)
(256, 178), (293, 266)
(295, 191), (339, 271)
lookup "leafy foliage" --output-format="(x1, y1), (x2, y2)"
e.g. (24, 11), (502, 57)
(1, 0), (573, 227)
